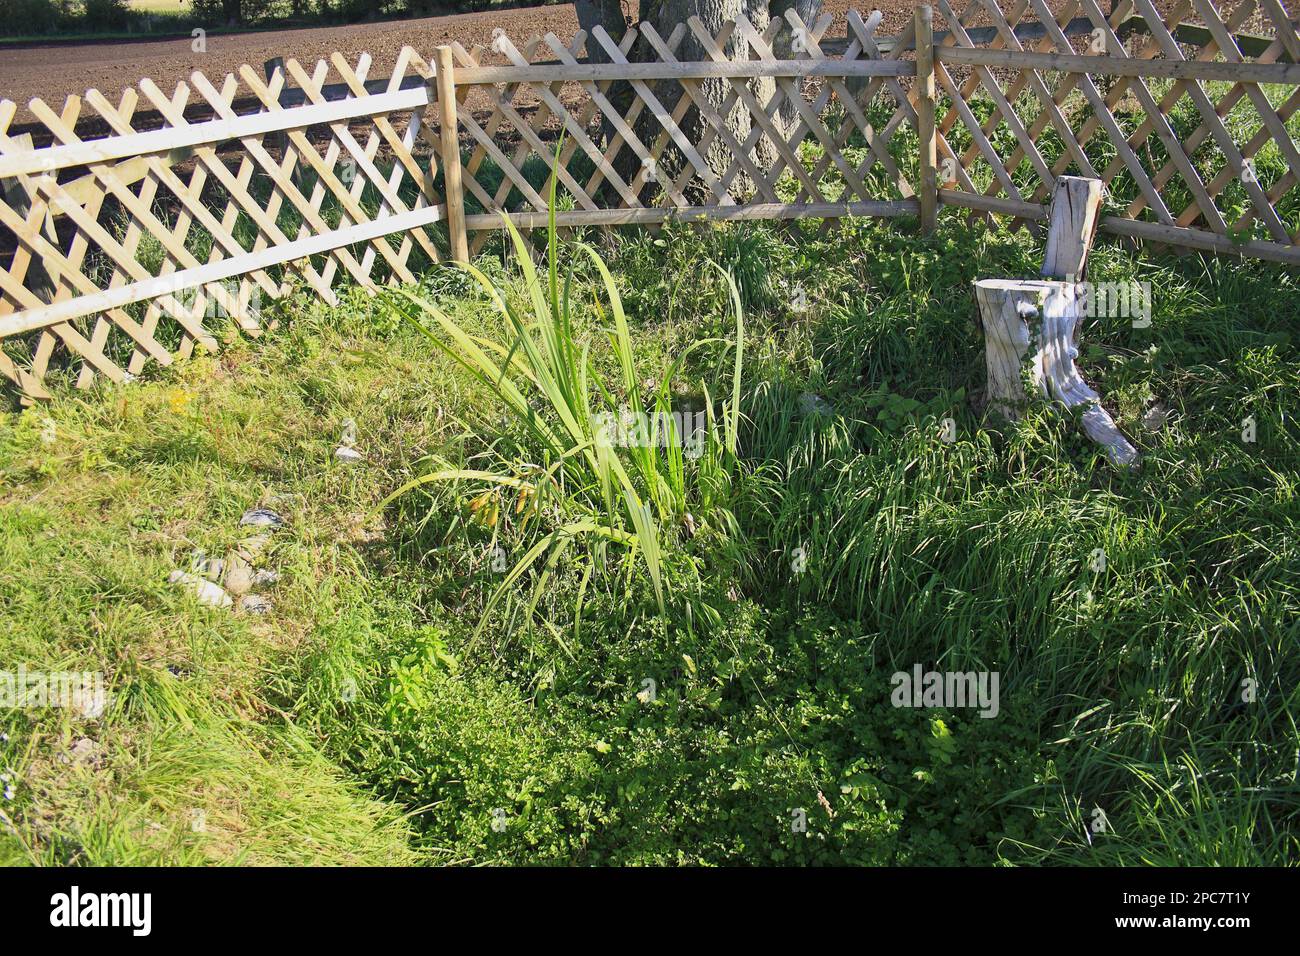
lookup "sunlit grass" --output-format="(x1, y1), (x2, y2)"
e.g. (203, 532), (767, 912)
(2, 206), (1296, 864)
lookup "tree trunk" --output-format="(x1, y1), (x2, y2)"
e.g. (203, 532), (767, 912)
(574, 0), (637, 195)
(1041, 176), (1103, 281)
(767, 0), (823, 137)
(974, 177), (1137, 467)
(575, 0), (799, 204)
(574, 0), (628, 49)
(652, 0), (761, 200)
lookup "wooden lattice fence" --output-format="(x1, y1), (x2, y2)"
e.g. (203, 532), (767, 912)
(1, 1), (1297, 401)
(930, 0), (1300, 262)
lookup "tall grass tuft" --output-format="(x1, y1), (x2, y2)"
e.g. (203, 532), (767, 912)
(380, 167), (746, 635)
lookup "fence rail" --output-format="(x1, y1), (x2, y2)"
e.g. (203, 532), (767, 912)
(1, 0), (1298, 400)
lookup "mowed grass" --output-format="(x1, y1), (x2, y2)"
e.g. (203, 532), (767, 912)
(0, 286), (443, 864)
(1, 211), (1297, 865)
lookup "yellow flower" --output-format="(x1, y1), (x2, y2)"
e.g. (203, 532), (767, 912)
(166, 387), (194, 414)
(468, 491), (499, 528)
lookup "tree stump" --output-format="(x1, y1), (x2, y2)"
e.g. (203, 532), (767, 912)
(974, 176), (1137, 467)
(974, 279), (1137, 467)
(1041, 176), (1104, 281)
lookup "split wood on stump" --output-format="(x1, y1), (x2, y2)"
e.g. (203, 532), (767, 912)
(974, 176), (1138, 467)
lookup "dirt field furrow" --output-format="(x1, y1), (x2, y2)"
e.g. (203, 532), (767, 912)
(0, 1), (1186, 129)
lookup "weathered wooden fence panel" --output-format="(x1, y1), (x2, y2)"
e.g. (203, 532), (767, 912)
(0, 47), (449, 400)
(931, 0), (1300, 264)
(441, 7), (919, 260)
(1, 1), (1297, 401)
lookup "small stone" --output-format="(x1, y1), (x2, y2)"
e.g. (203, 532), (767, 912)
(63, 737), (97, 766)
(251, 569), (279, 587)
(240, 507), (285, 529)
(188, 549), (224, 582)
(169, 570), (233, 608)
(222, 553), (255, 596)
(335, 421), (362, 462)
(240, 594), (272, 615)
(1141, 402), (1170, 433)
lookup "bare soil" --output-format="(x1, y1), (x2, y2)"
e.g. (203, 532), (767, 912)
(0, 1), (1173, 129)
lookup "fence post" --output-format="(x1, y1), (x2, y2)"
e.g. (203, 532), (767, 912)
(434, 45), (470, 263)
(914, 5), (938, 235)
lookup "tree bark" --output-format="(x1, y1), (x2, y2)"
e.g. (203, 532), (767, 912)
(574, 0), (808, 203)
(974, 280), (1138, 467)
(574, 0), (629, 50)
(574, 0), (637, 194)
(661, 0), (752, 199)
(767, 0), (823, 136)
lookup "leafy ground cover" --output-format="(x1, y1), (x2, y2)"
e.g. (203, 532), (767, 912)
(1, 204), (1296, 864)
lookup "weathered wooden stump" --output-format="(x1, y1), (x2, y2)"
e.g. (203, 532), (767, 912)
(1041, 176), (1104, 282)
(974, 177), (1138, 467)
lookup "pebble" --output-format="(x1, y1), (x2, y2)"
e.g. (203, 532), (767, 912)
(240, 594), (272, 615)
(63, 737), (98, 766)
(1141, 402), (1171, 433)
(239, 508), (285, 529)
(222, 553), (255, 596)
(251, 569), (279, 587)
(233, 533), (272, 562)
(168, 570), (233, 608)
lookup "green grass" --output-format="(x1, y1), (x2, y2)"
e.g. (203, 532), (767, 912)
(2, 206), (1297, 865)
(0, 286), (440, 864)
